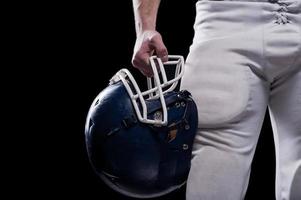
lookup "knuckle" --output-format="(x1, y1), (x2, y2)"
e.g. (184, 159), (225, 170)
(152, 32), (161, 39)
(158, 48), (167, 54)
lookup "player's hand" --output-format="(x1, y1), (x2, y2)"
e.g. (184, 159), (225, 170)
(132, 30), (168, 77)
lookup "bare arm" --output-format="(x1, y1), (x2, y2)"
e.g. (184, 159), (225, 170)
(132, 0), (168, 77)
(133, 0), (160, 36)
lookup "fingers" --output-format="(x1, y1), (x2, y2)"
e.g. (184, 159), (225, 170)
(150, 34), (168, 62)
(132, 30), (168, 77)
(132, 45), (153, 77)
(132, 52), (153, 77)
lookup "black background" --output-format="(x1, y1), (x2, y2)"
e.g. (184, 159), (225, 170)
(63, 0), (276, 199)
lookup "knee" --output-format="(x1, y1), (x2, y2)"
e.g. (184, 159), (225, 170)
(289, 162), (301, 200)
(186, 147), (251, 200)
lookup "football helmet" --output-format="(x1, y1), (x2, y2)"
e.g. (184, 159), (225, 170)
(85, 55), (198, 198)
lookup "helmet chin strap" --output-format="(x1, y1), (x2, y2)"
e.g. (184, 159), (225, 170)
(110, 55), (185, 126)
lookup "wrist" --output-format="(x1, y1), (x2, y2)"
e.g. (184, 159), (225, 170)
(136, 30), (159, 41)
(135, 21), (156, 37)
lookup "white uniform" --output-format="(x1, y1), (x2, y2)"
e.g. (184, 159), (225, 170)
(181, 0), (301, 199)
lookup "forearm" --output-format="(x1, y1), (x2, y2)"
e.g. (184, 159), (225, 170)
(132, 0), (161, 36)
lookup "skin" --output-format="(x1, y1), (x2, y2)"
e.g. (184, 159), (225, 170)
(132, 0), (168, 77)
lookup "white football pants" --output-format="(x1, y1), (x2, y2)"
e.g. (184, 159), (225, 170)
(181, 0), (301, 199)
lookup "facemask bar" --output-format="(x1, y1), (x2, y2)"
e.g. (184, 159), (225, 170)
(109, 55), (184, 126)
(147, 55), (185, 99)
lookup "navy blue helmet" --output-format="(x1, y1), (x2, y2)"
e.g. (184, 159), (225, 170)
(85, 56), (198, 198)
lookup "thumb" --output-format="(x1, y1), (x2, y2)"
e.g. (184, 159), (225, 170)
(150, 35), (168, 62)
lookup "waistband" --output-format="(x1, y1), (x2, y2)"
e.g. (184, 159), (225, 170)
(195, 0), (301, 26)
(193, 0), (301, 43)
